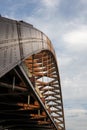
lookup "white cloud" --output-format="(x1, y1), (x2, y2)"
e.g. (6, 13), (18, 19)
(41, 0), (60, 8)
(62, 72), (87, 100)
(80, 0), (87, 4)
(66, 108), (87, 117)
(63, 26), (87, 52)
(58, 55), (75, 67)
(65, 108), (87, 130)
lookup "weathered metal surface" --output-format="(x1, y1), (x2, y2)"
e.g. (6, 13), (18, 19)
(0, 16), (65, 130)
(0, 17), (55, 78)
(0, 17), (20, 77)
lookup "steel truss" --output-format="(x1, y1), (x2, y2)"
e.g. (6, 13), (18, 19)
(0, 16), (65, 130)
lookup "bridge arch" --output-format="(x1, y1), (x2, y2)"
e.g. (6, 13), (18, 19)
(0, 16), (65, 130)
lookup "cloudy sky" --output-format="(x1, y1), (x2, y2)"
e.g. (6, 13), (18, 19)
(0, 0), (87, 130)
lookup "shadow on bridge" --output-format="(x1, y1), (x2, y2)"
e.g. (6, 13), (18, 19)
(0, 16), (65, 130)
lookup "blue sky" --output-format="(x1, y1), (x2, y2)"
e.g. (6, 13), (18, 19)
(0, 0), (87, 130)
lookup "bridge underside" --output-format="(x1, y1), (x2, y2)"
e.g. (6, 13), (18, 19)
(0, 64), (55, 130)
(0, 50), (64, 130)
(0, 17), (65, 130)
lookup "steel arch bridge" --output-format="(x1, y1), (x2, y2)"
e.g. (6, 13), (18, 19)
(0, 16), (65, 130)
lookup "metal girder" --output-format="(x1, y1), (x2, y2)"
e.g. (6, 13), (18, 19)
(0, 16), (65, 130)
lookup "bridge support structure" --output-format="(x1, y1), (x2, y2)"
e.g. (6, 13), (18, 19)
(0, 16), (65, 130)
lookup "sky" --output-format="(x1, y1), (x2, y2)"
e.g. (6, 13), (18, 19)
(0, 0), (87, 130)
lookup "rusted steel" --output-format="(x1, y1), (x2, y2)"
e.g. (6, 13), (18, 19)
(0, 82), (27, 91)
(0, 16), (65, 130)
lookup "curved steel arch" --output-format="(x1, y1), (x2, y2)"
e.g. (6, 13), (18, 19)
(0, 16), (65, 130)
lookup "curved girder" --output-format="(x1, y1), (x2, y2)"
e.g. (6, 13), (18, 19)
(0, 16), (55, 78)
(23, 50), (65, 130)
(0, 16), (65, 130)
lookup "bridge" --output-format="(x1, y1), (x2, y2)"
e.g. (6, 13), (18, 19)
(0, 16), (65, 130)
